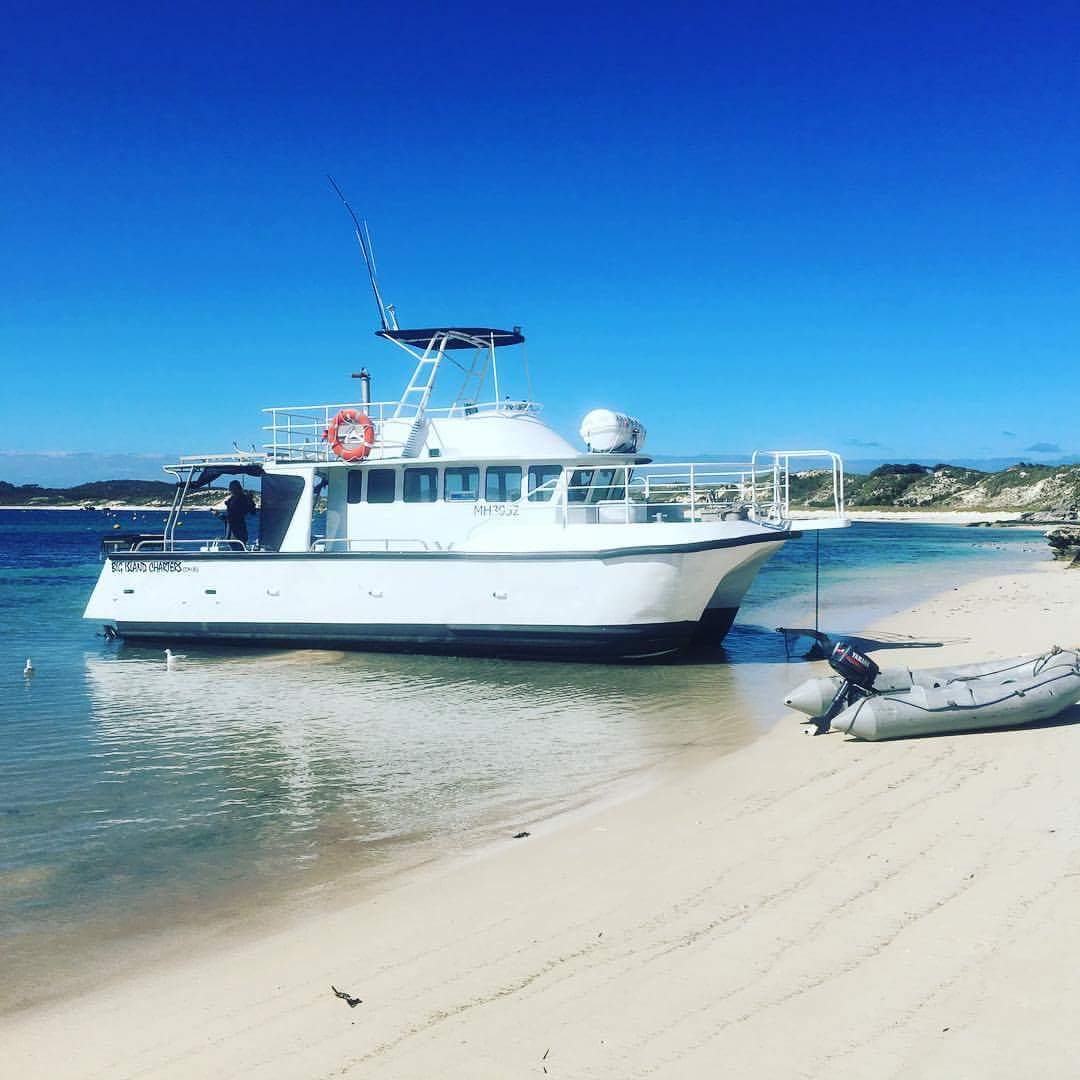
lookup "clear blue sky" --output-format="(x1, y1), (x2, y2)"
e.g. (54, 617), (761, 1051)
(3, 1), (1079, 480)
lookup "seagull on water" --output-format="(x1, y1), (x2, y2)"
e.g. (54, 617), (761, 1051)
(165, 649), (186, 668)
(24, 658), (34, 677)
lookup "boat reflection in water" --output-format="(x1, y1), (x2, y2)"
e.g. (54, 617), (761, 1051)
(4, 640), (778, 1009)
(82, 641), (775, 902)
(79, 639), (786, 920)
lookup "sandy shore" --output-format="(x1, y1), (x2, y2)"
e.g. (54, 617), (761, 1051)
(5, 561), (1080, 1078)
(845, 509), (1027, 524)
(795, 509), (1037, 525)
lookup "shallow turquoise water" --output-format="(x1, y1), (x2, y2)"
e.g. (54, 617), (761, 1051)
(0, 510), (1043, 1007)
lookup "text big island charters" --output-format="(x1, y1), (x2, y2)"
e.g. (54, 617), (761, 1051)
(85, 198), (847, 660)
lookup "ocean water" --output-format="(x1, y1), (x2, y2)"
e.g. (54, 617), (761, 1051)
(0, 510), (1044, 1009)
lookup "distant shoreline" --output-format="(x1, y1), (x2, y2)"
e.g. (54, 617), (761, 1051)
(0, 505), (215, 512)
(0, 505), (1058, 527)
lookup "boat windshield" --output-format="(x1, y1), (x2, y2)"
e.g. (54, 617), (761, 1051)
(568, 468), (626, 504)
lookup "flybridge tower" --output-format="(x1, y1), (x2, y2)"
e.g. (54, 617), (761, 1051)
(327, 177), (527, 418)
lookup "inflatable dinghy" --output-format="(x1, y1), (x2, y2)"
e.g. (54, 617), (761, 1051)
(831, 658), (1080, 740)
(785, 652), (1055, 717)
(786, 644), (1080, 741)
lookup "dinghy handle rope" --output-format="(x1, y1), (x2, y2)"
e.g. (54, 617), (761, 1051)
(946, 647), (1063, 685)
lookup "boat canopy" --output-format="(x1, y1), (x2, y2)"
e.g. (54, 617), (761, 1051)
(377, 327), (524, 350)
(190, 464), (265, 489)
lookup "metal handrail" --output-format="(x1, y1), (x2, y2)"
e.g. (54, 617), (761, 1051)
(101, 535), (248, 556)
(176, 452), (266, 465)
(263, 398), (540, 420)
(137, 538), (247, 552)
(552, 460), (784, 527)
(262, 399), (542, 462)
(750, 449), (845, 519)
(311, 537), (432, 552)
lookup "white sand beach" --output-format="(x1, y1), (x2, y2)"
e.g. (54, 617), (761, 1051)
(844, 510), (1032, 525)
(798, 509), (1035, 525)
(4, 561), (1079, 1078)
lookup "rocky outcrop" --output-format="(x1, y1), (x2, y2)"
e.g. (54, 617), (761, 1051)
(1045, 525), (1080, 562)
(969, 510), (1080, 528)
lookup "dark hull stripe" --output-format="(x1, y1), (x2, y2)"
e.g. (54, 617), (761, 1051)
(694, 606), (740, 638)
(111, 614), (738, 660)
(106, 532), (796, 564)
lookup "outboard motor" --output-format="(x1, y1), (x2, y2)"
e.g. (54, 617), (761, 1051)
(829, 641), (879, 691)
(806, 641), (880, 735)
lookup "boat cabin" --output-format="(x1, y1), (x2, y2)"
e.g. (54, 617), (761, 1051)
(102, 327), (844, 558)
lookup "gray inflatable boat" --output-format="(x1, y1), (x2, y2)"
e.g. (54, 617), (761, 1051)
(785, 652), (1055, 717)
(786, 647), (1080, 741)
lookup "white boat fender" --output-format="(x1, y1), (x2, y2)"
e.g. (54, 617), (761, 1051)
(785, 667), (916, 716)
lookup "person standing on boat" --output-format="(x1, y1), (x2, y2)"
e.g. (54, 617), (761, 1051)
(221, 480), (256, 546)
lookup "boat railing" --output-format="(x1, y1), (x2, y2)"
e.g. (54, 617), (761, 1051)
(100, 535), (248, 559)
(751, 449), (845, 521)
(311, 537), (432, 553)
(136, 538), (248, 553)
(559, 463), (761, 526)
(557, 451), (845, 527)
(101, 533), (164, 559)
(175, 452), (266, 467)
(263, 399), (540, 463)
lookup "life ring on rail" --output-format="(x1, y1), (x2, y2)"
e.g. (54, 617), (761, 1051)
(324, 409), (375, 461)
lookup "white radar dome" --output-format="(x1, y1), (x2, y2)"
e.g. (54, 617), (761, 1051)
(579, 409), (647, 454)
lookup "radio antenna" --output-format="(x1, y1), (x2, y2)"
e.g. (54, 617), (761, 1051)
(327, 174), (391, 331)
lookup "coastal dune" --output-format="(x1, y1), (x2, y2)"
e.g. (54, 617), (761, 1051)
(4, 563), (1080, 1078)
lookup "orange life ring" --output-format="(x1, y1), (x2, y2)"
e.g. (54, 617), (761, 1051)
(325, 409), (375, 461)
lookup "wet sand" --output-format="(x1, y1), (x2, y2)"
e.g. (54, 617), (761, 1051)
(4, 561), (1079, 1078)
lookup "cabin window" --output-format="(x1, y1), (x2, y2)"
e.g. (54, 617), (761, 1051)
(568, 469), (594, 503)
(528, 465), (562, 502)
(485, 466), (522, 503)
(404, 468), (438, 503)
(347, 471), (364, 504)
(444, 467), (479, 502)
(589, 468), (625, 503)
(567, 468), (625, 503)
(366, 469), (396, 504)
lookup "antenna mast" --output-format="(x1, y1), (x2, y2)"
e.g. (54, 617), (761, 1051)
(327, 175), (397, 331)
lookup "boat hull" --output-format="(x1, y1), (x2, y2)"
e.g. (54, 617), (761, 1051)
(85, 530), (791, 661)
(107, 618), (708, 660)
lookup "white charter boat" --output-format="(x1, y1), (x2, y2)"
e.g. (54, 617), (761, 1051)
(85, 323), (845, 659)
(85, 211), (847, 659)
